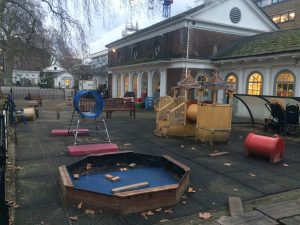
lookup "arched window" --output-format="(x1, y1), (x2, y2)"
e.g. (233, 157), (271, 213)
(152, 72), (160, 99)
(247, 72), (263, 95)
(276, 71), (295, 97)
(132, 73), (138, 96)
(226, 73), (238, 93)
(124, 74), (129, 93)
(117, 74), (121, 97)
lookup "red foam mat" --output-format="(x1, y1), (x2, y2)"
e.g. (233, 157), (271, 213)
(67, 143), (119, 156)
(51, 129), (89, 136)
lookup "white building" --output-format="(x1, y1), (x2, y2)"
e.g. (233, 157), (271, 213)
(12, 70), (40, 86)
(105, 0), (278, 100)
(42, 65), (74, 89)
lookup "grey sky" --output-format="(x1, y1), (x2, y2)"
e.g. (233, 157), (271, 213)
(88, 0), (198, 43)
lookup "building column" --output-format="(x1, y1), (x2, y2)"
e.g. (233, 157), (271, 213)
(137, 72), (142, 98)
(112, 73), (118, 98)
(217, 69), (223, 103)
(263, 67), (272, 95)
(121, 73), (125, 97)
(160, 69), (167, 97)
(296, 66), (300, 97)
(238, 68), (245, 94)
(147, 71), (153, 97)
(128, 72), (133, 92)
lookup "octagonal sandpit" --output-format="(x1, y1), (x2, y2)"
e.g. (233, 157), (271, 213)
(59, 151), (190, 214)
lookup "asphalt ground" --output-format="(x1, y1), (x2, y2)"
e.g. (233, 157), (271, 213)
(11, 106), (300, 225)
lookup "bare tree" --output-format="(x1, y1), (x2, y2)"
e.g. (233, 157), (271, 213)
(0, 0), (162, 84)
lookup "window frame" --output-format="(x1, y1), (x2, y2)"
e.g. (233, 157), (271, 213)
(275, 70), (295, 97)
(247, 72), (263, 96)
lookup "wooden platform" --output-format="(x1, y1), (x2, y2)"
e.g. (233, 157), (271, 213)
(67, 143), (119, 156)
(51, 129), (89, 136)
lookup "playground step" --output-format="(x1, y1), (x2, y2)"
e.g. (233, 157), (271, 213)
(67, 143), (119, 156)
(51, 129), (89, 136)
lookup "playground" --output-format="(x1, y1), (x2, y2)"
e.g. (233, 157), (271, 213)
(9, 102), (300, 225)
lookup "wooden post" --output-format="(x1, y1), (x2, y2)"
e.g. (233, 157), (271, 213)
(198, 89), (204, 103)
(56, 107), (60, 120)
(227, 90), (234, 105)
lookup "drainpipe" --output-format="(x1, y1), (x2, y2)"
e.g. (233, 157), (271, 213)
(185, 20), (190, 77)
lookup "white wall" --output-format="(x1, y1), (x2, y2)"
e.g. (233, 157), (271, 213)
(12, 70), (40, 86)
(54, 74), (74, 88)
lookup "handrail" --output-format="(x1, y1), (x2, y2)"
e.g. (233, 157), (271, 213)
(168, 101), (186, 125)
(156, 96), (185, 123)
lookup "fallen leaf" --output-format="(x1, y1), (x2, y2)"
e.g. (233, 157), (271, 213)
(129, 163), (136, 167)
(77, 202), (83, 209)
(7, 200), (15, 206)
(182, 201), (186, 204)
(233, 188), (239, 192)
(73, 174), (80, 179)
(164, 209), (173, 214)
(249, 173), (256, 177)
(141, 211), (148, 219)
(182, 195), (187, 199)
(199, 212), (212, 220)
(282, 164), (289, 167)
(120, 168), (128, 172)
(146, 210), (154, 216)
(180, 145), (184, 148)
(159, 219), (170, 223)
(224, 163), (231, 166)
(69, 216), (78, 221)
(155, 208), (162, 212)
(191, 147), (196, 150)
(85, 209), (95, 215)
(124, 143), (132, 146)
(86, 163), (92, 170)
(188, 187), (196, 193)
(13, 204), (20, 209)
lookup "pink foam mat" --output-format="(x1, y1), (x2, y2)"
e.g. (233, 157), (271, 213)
(67, 143), (119, 156)
(51, 129), (89, 136)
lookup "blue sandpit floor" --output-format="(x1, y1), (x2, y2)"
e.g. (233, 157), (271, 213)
(72, 167), (178, 195)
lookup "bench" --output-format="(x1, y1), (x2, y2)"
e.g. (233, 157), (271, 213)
(24, 96), (43, 107)
(79, 98), (136, 118)
(104, 98), (135, 119)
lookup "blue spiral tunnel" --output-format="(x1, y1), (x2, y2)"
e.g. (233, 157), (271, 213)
(73, 90), (104, 118)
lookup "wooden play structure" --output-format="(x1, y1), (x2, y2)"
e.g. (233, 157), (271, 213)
(155, 70), (234, 144)
(154, 70), (200, 137)
(196, 72), (234, 144)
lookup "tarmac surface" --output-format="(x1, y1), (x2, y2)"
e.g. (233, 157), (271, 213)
(9, 105), (300, 225)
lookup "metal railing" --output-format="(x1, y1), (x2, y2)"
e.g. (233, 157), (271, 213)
(0, 96), (9, 225)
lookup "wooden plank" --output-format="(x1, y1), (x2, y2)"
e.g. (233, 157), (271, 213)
(255, 200), (300, 220)
(228, 196), (244, 216)
(209, 152), (229, 157)
(163, 155), (190, 172)
(113, 184), (178, 197)
(217, 210), (278, 225)
(112, 182), (149, 194)
(280, 215), (300, 225)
